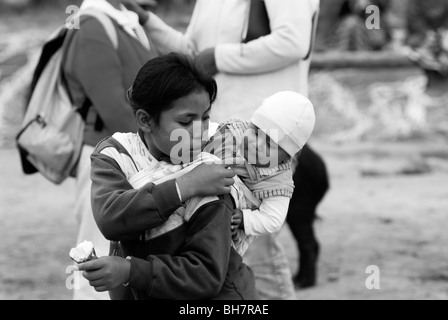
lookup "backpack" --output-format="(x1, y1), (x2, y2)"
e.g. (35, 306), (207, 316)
(16, 10), (118, 185)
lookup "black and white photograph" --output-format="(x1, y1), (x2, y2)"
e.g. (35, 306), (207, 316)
(0, 0), (447, 304)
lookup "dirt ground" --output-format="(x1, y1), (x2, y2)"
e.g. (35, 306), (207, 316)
(1, 7), (448, 301)
(1, 137), (448, 300)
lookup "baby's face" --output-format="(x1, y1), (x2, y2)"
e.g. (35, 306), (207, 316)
(243, 125), (290, 168)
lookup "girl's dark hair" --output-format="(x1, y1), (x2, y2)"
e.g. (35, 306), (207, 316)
(127, 53), (218, 124)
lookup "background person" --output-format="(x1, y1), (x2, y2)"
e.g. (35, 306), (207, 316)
(64, 0), (235, 299)
(63, 0), (155, 300)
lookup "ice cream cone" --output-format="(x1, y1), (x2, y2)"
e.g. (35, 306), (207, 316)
(69, 241), (98, 264)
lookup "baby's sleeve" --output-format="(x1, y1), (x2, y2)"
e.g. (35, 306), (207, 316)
(242, 196), (290, 236)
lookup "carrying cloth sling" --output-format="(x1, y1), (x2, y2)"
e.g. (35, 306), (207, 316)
(243, 0), (319, 60)
(16, 10), (118, 185)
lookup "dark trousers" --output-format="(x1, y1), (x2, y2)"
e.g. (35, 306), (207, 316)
(286, 144), (330, 287)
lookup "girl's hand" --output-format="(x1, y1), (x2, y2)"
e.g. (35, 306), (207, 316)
(76, 256), (131, 292)
(176, 164), (236, 200)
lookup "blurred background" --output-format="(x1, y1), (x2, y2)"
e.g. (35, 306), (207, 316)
(1, 0), (448, 300)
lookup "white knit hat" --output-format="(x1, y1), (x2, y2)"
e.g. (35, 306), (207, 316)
(250, 91), (316, 157)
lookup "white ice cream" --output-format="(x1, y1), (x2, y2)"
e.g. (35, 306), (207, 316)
(70, 240), (95, 263)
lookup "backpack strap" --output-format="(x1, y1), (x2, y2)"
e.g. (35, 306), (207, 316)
(62, 10), (119, 128)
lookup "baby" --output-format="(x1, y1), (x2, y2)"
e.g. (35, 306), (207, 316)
(203, 91), (316, 252)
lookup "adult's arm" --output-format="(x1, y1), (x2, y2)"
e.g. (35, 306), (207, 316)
(90, 151), (183, 242)
(215, 0), (318, 75)
(127, 198), (233, 299)
(72, 17), (137, 133)
(140, 1), (204, 55)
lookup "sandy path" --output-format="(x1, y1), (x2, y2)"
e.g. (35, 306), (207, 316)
(0, 149), (76, 300)
(285, 139), (448, 300)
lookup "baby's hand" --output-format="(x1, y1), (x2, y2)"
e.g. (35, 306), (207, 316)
(231, 209), (244, 236)
(177, 163), (236, 200)
(76, 256), (131, 292)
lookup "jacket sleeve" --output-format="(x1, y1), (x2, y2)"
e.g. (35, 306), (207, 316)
(215, 0), (318, 74)
(141, 9), (198, 55)
(72, 17), (137, 133)
(127, 198), (233, 300)
(90, 151), (183, 241)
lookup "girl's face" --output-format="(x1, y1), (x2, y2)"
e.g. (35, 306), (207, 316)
(141, 90), (211, 164)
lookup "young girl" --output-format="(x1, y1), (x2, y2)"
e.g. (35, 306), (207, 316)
(77, 53), (258, 300)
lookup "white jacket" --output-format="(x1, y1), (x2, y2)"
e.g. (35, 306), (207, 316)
(144, 0), (320, 122)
